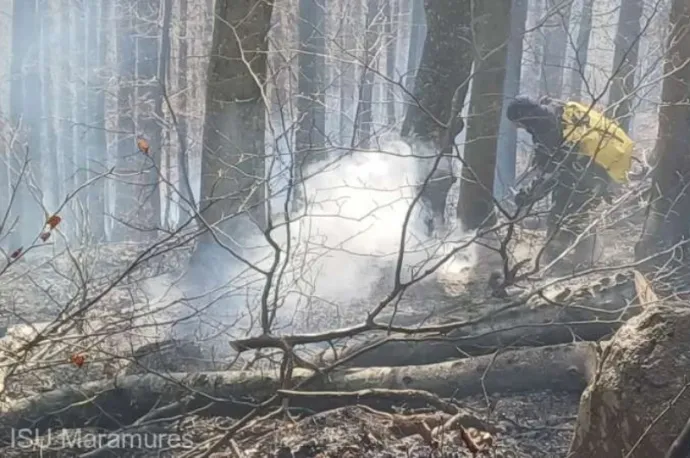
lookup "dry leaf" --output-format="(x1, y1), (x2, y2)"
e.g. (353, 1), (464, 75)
(10, 247), (23, 259)
(137, 137), (150, 155)
(70, 354), (86, 368)
(39, 232), (51, 242)
(46, 214), (61, 229)
(633, 269), (658, 307)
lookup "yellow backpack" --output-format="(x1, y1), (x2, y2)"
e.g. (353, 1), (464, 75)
(560, 101), (634, 183)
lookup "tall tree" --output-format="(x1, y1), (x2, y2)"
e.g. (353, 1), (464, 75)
(85, 0), (109, 241)
(9, 0), (42, 248)
(294, 0), (327, 207)
(404, 0), (425, 95)
(176, 0), (195, 218)
(400, 0), (473, 230)
(356, 0), (380, 149)
(567, 0), (594, 99)
(384, 0), (397, 125)
(156, 0), (173, 228)
(114, 0), (138, 241)
(539, 0), (573, 98)
(58, 0), (74, 236)
(494, 0), (528, 201)
(72, 0), (88, 237)
(458, 0), (512, 230)
(198, 0), (273, 245)
(40, 0), (60, 212)
(608, 0), (644, 133)
(134, 0), (163, 239)
(635, 0), (690, 285)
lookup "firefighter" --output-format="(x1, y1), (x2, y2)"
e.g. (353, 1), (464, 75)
(506, 96), (613, 268)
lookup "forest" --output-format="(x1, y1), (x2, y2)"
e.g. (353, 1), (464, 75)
(1, 0), (690, 456)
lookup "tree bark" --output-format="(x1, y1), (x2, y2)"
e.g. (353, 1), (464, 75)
(294, 0), (327, 207)
(457, 0), (512, 230)
(539, 0), (572, 98)
(0, 342), (596, 435)
(198, 0), (273, 244)
(134, 0), (163, 240)
(494, 0), (528, 201)
(85, 0), (109, 241)
(608, 0), (643, 133)
(9, 0), (42, 249)
(400, 0), (472, 230)
(114, 1), (138, 241)
(567, 0), (593, 99)
(635, 0), (690, 286)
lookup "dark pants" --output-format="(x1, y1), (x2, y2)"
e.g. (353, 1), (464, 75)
(544, 166), (609, 266)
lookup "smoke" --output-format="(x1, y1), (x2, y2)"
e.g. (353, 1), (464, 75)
(157, 139), (476, 345)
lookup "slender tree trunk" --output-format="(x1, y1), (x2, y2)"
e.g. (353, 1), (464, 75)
(539, 0), (573, 98)
(114, 1), (137, 241)
(176, 0), (195, 222)
(404, 0), (425, 95)
(338, 1), (360, 146)
(608, 0), (644, 133)
(356, 0), (380, 149)
(40, 0), (60, 212)
(9, 0), (42, 249)
(85, 0), (108, 241)
(635, 0), (690, 287)
(72, 2), (88, 238)
(294, 0), (327, 207)
(494, 0), (528, 201)
(134, 0), (163, 240)
(457, 0), (512, 230)
(384, 0), (397, 125)
(156, 0), (173, 229)
(568, 0), (593, 99)
(197, 0), (273, 245)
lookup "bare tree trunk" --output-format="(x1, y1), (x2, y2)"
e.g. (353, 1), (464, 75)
(568, 0), (593, 99)
(294, 0), (327, 207)
(400, 0), (473, 231)
(114, 1), (137, 242)
(40, 0), (60, 212)
(197, 0), (273, 245)
(404, 0), (425, 95)
(384, 0), (397, 125)
(539, 0), (572, 98)
(356, 0), (380, 149)
(134, 0), (163, 240)
(494, 0), (528, 201)
(176, 0), (195, 221)
(9, 0), (42, 249)
(85, 0), (109, 241)
(156, 0), (173, 229)
(635, 0), (690, 287)
(458, 0), (512, 230)
(608, 0), (643, 133)
(72, 3), (87, 237)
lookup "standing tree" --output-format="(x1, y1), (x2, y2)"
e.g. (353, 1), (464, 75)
(567, 0), (593, 99)
(404, 0), (425, 95)
(134, 0), (163, 239)
(400, 0), (473, 230)
(176, 0), (195, 214)
(294, 0), (326, 207)
(85, 0), (109, 241)
(539, 0), (572, 98)
(40, 0), (60, 211)
(9, 0), (42, 248)
(198, 0), (273, 246)
(384, 0), (397, 125)
(635, 0), (690, 286)
(458, 0), (512, 230)
(114, 0), (137, 241)
(608, 0), (644, 133)
(356, 0), (380, 149)
(494, 0), (528, 201)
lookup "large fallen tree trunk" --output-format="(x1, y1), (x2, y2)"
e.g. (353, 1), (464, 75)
(332, 278), (636, 367)
(0, 342), (597, 437)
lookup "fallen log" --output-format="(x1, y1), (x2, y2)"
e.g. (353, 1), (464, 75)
(334, 276), (636, 367)
(0, 342), (597, 437)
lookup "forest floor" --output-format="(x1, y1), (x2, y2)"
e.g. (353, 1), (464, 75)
(0, 194), (645, 457)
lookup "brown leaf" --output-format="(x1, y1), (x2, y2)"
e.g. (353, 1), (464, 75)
(46, 214), (62, 229)
(137, 137), (150, 154)
(70, 354), (86, 368)
(39, 232), (51, 242)
(10, 247), (23, 259)
(633, 269), (659, 307)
